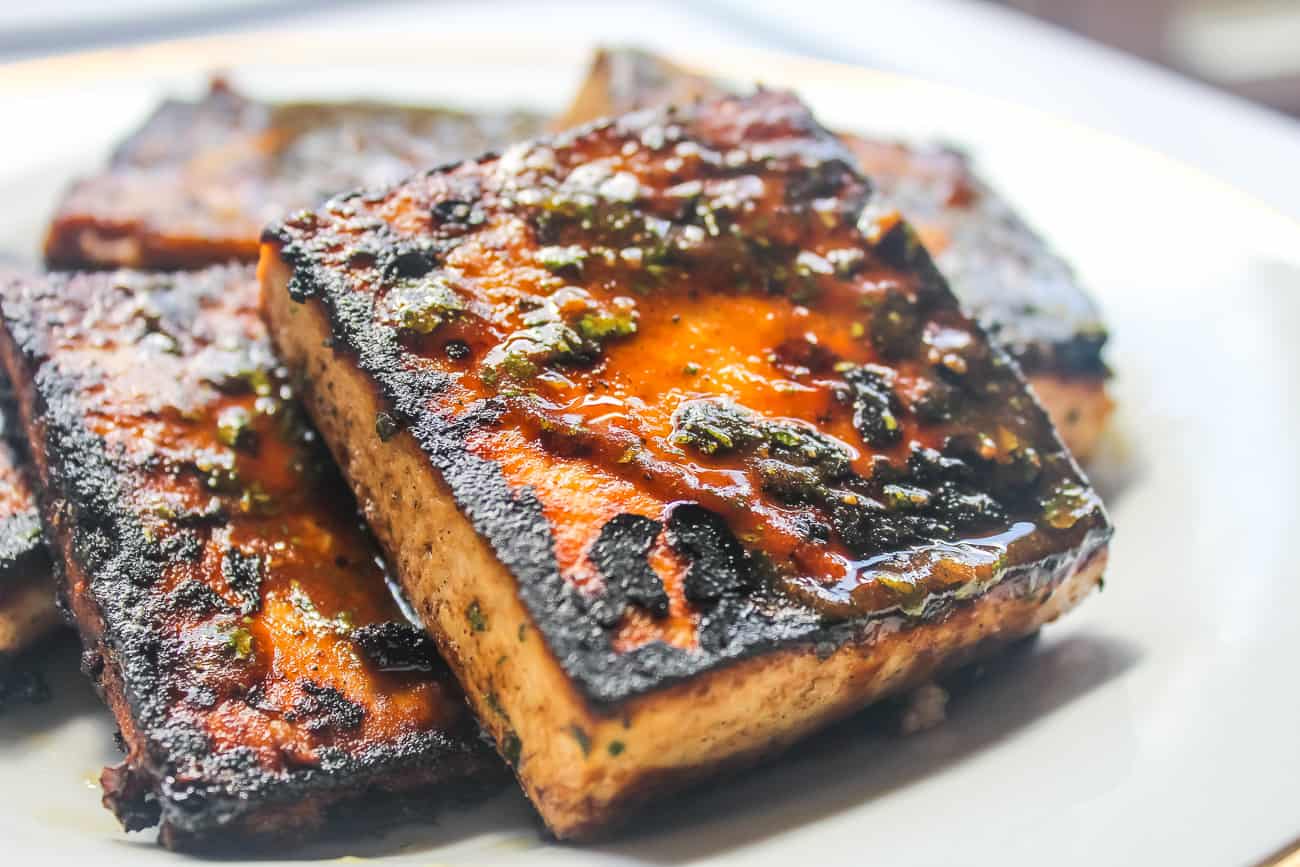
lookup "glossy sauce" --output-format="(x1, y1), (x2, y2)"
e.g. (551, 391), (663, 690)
(30, 268), (466, 771)
(278, 93), (1105, 654)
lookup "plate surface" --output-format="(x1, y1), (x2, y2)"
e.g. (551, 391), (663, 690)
(2, 34), (1298, 867)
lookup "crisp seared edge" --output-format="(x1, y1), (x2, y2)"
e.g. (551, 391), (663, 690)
(265, 253), (1109, 839)
(0, 274), (498, 851)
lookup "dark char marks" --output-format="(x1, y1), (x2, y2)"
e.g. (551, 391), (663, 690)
(0, 266), (499, 847)
(588, 513), (668, 625)
(268, 93), (1112, 708)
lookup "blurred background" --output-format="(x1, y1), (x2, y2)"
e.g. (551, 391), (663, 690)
(997, 0), (1300, 116)
(1, 0), (1298, 118)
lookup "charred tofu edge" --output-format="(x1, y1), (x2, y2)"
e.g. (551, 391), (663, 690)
(0, 268), (499, 849)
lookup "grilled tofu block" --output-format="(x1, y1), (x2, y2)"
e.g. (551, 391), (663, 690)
(559, 48), (1112, 459)
(0, 377), (56, 661)
(262, 90), (1111, 838)
(0, 265), (501, 849)
(45, 80), (545, 270)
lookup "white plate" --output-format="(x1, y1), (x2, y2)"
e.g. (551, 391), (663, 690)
(1, 33), (1298, 867)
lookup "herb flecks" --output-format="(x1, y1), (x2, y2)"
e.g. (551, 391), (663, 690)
(840, 365), (902, 447)
(380, 275), (464, 335)
(481, 290), (638, 385)
(225, 624), (255, 660)
(466, 600), (488, 632)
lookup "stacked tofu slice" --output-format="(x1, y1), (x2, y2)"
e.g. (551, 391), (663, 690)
(0, 51), (1111, 848)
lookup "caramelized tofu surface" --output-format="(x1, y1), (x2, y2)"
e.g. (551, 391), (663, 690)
(841, 138), (1106, 376)
(0, 266), (498, 848)
(560, 48), (1113, 458)
(263, 91), (1110, 837)
(45, 81), (545, 270)
(0, 378), (55, 659)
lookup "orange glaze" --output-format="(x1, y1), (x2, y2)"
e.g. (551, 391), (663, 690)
(275, 92), (1102, 653)
(31, 268), (463, 771)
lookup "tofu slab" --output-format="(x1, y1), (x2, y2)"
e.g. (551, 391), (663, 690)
(262, 91), (1111, 838)
(0, 377), (56, 660)
(45, 81), (545, 270)
(0, 266), (501, 848)
(559, 48), (1113, 460)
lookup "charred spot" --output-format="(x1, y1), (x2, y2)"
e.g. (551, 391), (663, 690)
(285, 259), (324, 303)
(375, 411), (401, 442)
(839, 365), (902, 447)
(219, 548), (263, 616)
(696, 596), (753, 653)
(101, 762), (161, 833)
(665, 504), (751, 602)
(444, 339), (472, 361)
(381, 241), (439, 280)
(71, 523), (116, 577)
(783, 157), (856, 205)
(430, 197), (486, 237)
(869, 220), (947, 303)
(352, 622), (447, 674)
(169, 578), (233, 616)
(150, 528), (204, 564)
(939, 434), (1043, 504)
(906, 445), (973, 486)
(291, 680), (365, 733)
(168, 499), (227, 527)
(790, 512), (832, 544)
(588, 513), (668, 626)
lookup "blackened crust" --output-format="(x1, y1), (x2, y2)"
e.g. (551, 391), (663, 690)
(0, 266), (499, 848)
(266, 92), (1111, 708)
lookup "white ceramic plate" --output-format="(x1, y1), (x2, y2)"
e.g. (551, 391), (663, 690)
(1, 34), (1298, 867)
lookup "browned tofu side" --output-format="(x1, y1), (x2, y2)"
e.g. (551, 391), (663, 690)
(261, 90), (1110, 838)
(266, 262), (1105, 837)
